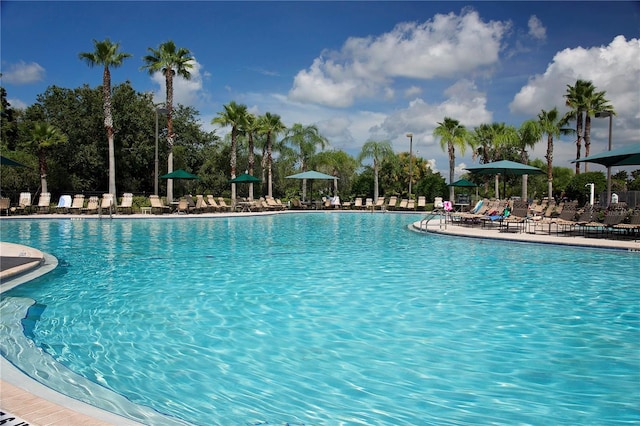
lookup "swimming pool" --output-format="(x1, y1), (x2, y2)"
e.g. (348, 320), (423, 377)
(1, 213), (639, 425)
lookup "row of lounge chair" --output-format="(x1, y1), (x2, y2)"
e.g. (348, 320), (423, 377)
(447, 197), (640, 239)
(291, 196), (431, 211)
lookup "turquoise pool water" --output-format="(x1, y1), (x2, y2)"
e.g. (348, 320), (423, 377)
(1, 213), (639, 425)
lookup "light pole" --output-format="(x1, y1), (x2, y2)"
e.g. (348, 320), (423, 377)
(595, 111), (613, 207)
(406, 133), (413, 199)
(154, 107), (168, 196)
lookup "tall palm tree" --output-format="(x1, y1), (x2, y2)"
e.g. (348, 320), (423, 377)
(358, 140), (393, 202)
(245, 113), (259, 200)
(433, 117), (468, 201)
(79, 38), (131, 199)
(583, 89), (614, 172)
(564, 79), (591, 174)
(282, 123), (328, 201)
(537, 108), (573, 199)
(516, 120), (542, 200)
(26, 123), (68, 194)
(212, 101), (249, 202)
(258, 112), (286, 198)
(142, 40), (193, 202)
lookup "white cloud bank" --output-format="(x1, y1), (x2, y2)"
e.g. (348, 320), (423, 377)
(288, 9), (508, 108)
(510, 36), (640, 145)
(2, 60), (46, 85)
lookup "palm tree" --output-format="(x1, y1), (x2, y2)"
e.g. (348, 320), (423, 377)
(537, 108), (573, 199)
(433, 117), (469, 202)
(516, 120), (542, 200)
(282, 123), (328, 201)
(142, 40), (193, 202)
(358, 140), (393, 202)
(583, 89), (614, 172)
(564, 79), (591, 174)
(212, 101), (249, 203)
(245, 113), (258, 200)
(79, 38), (131, 199)
(258, 113), (286, 198)
(25, 123), (68, 194)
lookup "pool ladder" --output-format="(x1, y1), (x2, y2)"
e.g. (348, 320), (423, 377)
(419, 209), (447, 232)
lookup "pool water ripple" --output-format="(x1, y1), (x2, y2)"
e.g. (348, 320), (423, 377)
(2, 214), (639, 425)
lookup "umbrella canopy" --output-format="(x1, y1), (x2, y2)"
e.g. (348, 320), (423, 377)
(285, 170), (338, 180)
(572, 143), (640, 167)
(465, 160), (543, 199)
(1, 155), (28, 168)
(448, 178), (477, 187)
(464, 160), (543, 176)
(229, 173), (261, 183)
(160, 169), (200, 180)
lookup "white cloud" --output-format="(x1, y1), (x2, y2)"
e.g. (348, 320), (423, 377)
(6, 98), (28, 110)
(404, 86), (422, 98)
(289, 9), (508, 107)
(2, 60), (45, 85)
(527, 15), (546, 40)
(149, 58), (210, 108)
(509, 35), (640, 151)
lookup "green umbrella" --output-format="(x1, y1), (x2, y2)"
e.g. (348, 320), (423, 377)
(572, 143), (640, 167)
(160, 169), (200, 180)
(1, 155), (28, 168)
(286, 170), (338, 201)
(465, 160), (543, 199)
(229, 173), (261, 183)
(447, 178), (477, 187)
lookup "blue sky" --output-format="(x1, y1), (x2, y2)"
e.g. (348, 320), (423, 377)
(2, 1), (639, 178)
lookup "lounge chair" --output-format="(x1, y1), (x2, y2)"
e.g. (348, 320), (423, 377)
(579, 207), (628, 238)
(353, 198), (364, 209)
(149, 195), (171, 214)
(364, 198), (374, 210)
(217, 197), (232, 212)
(291, 198), (306, 210)
(100, 193), (115, 214)
(11, 192), (32, 215)
(0, 197), (10, 216)
(36, 192), (51, 213)
(56, 195), (72, 213)
(398, 199), (408, 210)
(417, 196), (426, 211)
(433, 197), (444, 210)
(194, 195), (209, 213)
(68, 194), (85, 214)
(613, 208), (640, 239)
(407, 199), (415, 210)
(373, 197), (385, 210)
(386, 196), (398, 211)
(206, 195), (220, 212)
(81, 196), (99, 214)
(175, 197), (190, 214)
(266, 196), (285, 211)
(117, 193), (134, 214)
(500, 200), (530, 233)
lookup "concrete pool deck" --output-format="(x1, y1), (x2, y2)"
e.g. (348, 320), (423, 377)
(1, 210), (638, 425)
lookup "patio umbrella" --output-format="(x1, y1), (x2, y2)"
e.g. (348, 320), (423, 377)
(465, 160), (543, 199)
(286, 170), (339, 201)
(229, 173), (261, 199)
(161, 169), (199, 198)
(448, 178), (478, 201)
(572, 143), (640, 167)
(1, 155), (28, 168)
(229, 173), (261, 183)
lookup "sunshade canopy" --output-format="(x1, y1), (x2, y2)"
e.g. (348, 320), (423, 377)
(160, 169), (200, 179)
(229, 173), (261, 183)
(572, 143), (640, 167)
(1, 155), (28, 168)
(448, 178), (477, 187)
(286, 170), (337, 180)
(464, 160), (544, 176)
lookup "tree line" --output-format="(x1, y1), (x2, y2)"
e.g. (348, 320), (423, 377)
(1, 38), (638, 207)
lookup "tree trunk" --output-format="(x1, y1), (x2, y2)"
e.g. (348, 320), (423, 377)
(546, 134), (554, 200)
(575, 111), (583, 175)
(267, 132), (273, 198)
(39, 151), (48, 194)
(103, 66), (116, 199)
(373, 160), (379, 202)
(521, 174), (528, 201)
(584, 115), (591, 173)
(230, 128), (237, 203)
(448, 143), (455, 202)
(248, 133), (255, 200)
(166, 72), (175, 203)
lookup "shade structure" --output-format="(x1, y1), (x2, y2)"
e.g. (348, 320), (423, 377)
(572, 143), (640, 167)
(229, 173), (261, 183)
(447, 178), (477, 187)
(160, 169), (200, 180)
(1, 155), (28, 168)
(465, 160), (543, 199)
(286, 170), (338, 201)
(285, 170), (337, 180)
